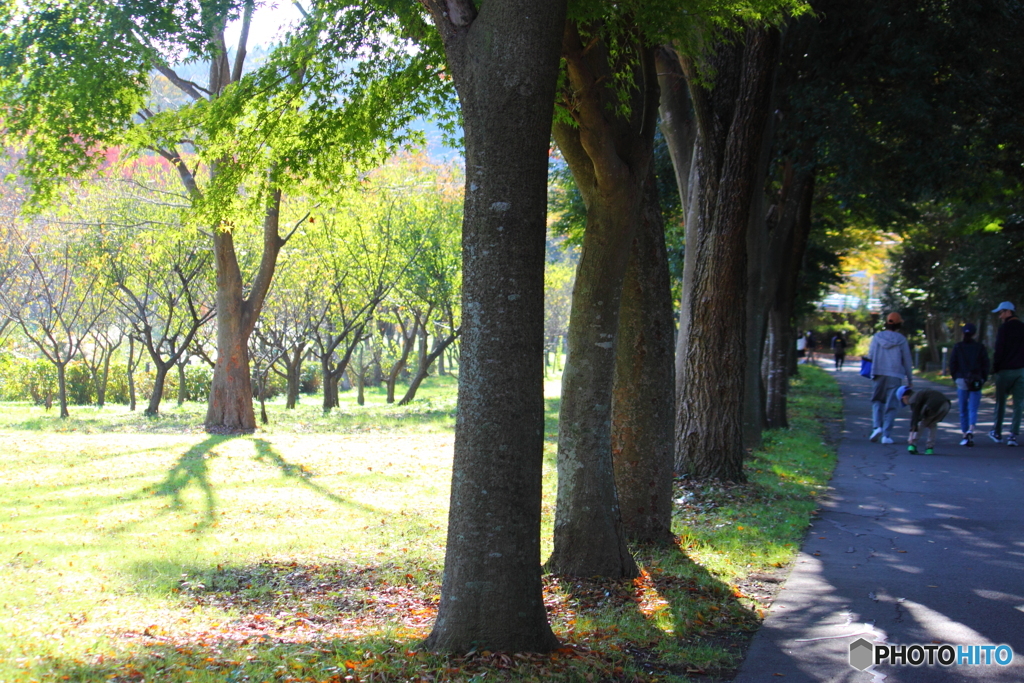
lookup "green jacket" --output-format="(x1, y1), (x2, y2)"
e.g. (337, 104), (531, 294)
(909, 389), (951, 431)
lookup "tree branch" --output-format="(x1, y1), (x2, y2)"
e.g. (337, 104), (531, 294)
(154, 64), (210, 101)
(232, 0), (255, 83)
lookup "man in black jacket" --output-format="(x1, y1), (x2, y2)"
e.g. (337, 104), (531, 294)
(989, 301), (1024, 447)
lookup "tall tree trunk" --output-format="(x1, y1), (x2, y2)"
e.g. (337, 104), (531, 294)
(674, 28), (780, 481)
(740, 94), (781, 452)
(546, 24), (659, 580)
(206, 253), (255, 430)
(420, 0), (565, 653)
(319, 327), (363, 412)
(655, 45), (697, 238)
(205, 191), (284, 433)
(765, 172), (814, 428)
(611, 165), (675, 545)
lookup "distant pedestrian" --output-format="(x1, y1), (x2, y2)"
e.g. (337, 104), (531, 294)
(831, 333), (848, 371)
(898, 386), (951, 455)
(989, 301), (1024, 447)
(948, 323), (989, 447)
(868, 312), (914, 444)
(806, 331), (817, 365)
(796, 333), (806, 363)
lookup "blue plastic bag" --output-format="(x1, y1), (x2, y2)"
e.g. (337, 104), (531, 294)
(860, 357), (872, 378)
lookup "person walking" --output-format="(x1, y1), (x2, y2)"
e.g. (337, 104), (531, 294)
(831, 332), (848, 371)
(989, 301), (1024, 447)
(948, 323), (989, 447)
(805, 331), (817, 365)
(868, 312), (914, 444)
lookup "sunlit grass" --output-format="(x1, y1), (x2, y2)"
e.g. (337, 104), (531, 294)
(675, 366), (842, 580)
(0, 366), (841, 682)
(0, 374), (460, 435)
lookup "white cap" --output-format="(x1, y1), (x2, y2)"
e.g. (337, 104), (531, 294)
(992, 301), (1016, 313)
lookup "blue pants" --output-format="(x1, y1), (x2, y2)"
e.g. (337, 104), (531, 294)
(871, 375), (903, 438)
(957, 388), (982, 433)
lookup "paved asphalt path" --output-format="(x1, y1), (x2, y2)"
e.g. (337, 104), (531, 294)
(733, 363), (1024, 682)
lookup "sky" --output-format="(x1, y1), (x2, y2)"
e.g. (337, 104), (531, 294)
(224, 1), (304, 48)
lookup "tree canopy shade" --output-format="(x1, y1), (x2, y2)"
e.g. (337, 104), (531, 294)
(775, 0), (1024, 224)
(0, 0), (452, 432)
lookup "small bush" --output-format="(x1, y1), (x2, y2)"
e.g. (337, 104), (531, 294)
(183, 363), (213, 402)
(6, 358), (58, 405)
(300, 362), (321, 394)
(65, 362), (94, 405)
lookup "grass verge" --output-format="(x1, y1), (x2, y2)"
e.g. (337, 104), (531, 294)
(0, 367), (842, 682)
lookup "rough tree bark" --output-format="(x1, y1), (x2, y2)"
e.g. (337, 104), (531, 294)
(674, 28), (780, 481)
(655, 45), (697, 247)
(419, 0), (565, 653)
(611, 165), (676, 544)
(205, 190), (284, 433)
(547, 23), (660, 580)
(739, 102), (781, 452)
(765, 171), (815, 428)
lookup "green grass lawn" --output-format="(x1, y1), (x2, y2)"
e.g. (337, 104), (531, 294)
(0, 369), (841, 682)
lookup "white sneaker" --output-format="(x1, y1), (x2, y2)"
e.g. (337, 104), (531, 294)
(870, 428), (883, 442)
(1008, 435), (1019, 447)
(959, 437), (970, 446)
(881, 436), (894, 444)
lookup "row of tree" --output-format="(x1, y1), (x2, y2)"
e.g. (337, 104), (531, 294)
(416, 0), (1024, 652)
(0, 154), (463, 419)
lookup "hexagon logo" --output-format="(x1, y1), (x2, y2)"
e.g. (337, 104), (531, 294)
(849, 637), (875, 671)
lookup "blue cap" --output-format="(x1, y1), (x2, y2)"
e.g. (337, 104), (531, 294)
(895, 385), (911, 403)
(963, 323), (977, 335)
(992, 301), (1015, 313)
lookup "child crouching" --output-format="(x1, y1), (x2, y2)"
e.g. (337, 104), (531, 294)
(897, 386), (952, 455)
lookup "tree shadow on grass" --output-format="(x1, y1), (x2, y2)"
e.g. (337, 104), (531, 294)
(102, 436), (226, 537)
(142, 435), (224, 531)
(35, 546), (761, 683)
(250, 437), (381, 513)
